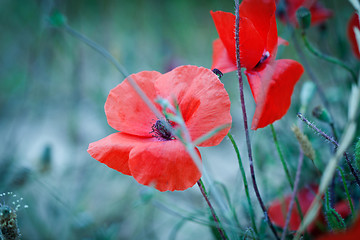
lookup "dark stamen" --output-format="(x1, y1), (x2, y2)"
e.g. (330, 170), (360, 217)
(212, 68), (223, 79)
(151, 120), (175, 141)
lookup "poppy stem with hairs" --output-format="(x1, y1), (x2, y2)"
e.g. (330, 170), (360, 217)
(234, 1), (279, 239)
(297, 113), (360, 188)
(197, 179), (228, 240)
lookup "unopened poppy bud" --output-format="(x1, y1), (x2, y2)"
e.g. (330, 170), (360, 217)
(212, 68), (223, 79)
(355, 138), (360, 171)
(49, 10), (67, 27)
(296, 7), (311, 30)
(312, 106), (332, 123)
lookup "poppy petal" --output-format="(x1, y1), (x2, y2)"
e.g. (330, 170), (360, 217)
(245, 59), (304, 129)
(210, 11), (264, 69)
(348, 13), (360, 59)
(105, 71), (162, 137)
(268, 185), (317, 231)
(88, 132), (153, 175)
(239, 0), (277, 50)
(211, 38), (237, 73)
(309, 2), (333, 25)
(155, 66), (232, 147)
(128, 140), (201, 192)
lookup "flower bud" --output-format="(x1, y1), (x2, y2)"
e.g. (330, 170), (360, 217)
(49, 10), (67, 27)
(296, 7), (311, 30)
(312, 106), (332, 123)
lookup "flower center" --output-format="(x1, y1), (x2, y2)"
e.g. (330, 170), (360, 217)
(254, 51), (270, 69)
(151, 120), (175, 141)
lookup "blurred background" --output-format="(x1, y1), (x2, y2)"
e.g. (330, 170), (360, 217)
(0, 0), (359, 239)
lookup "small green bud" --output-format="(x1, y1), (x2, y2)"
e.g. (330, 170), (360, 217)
(325, 208), (346, 231)
(49, 10), (67, 27)
(296, 7), (311, 30)
(355, 138), (360, 171)
(312, 106), (332, 123)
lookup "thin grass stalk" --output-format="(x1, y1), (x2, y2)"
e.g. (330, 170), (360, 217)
(227, 133), (258, 234)
(270, 124), (304, 220)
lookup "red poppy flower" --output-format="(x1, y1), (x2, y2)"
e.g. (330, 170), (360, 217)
(317, 216), (360, 240)
(348, 13), (360, 59)
(268, 185), (352, 233)
(87, 65), (232, 192)
(210, 0), (304, 129)
(276, 0), (333, 26)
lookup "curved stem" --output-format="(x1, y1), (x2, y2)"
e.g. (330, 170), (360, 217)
(301, 32), (357, 84)
(197, 179), (228, 240)
(227, 133), (258, 235)
(270, 124), (303, 220)
(234, 1), (279, 239)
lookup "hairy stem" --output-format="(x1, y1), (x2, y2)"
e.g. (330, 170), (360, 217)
(234, 1), (279, 239)
(197, 179), (228, 240)
(297, 113), (360, 187)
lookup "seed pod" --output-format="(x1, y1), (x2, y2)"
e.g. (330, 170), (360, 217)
(296, 7), (311, 30)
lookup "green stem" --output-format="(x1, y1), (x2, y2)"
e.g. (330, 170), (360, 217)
(337, 167), (354, 215)
(227, 133), (258, 235)
(197, 179), (228, 240)
(270, 124), (304, 220)
(301, 32), (357, 84)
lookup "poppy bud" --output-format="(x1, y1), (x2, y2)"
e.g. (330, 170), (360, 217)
(49, 10), (67, 27)
(312, 106), (332, 123)
(296, 7), (311, 30)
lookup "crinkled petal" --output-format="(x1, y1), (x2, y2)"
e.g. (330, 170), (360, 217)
(128, 140), (201, 192)
(88, 132), (153, 175)
(348, 13), (360, 59)
(239, 0), (277, 52)
(211, 38), (237, 73)
(210, 11), (264, 69)
(155, 65), (232, 147)
(245, 59), (304, 130)
(105, 71), (162, 137)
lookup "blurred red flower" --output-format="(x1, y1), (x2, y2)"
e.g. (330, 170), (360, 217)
(317, 216), (360, 240)
(211, 0), (304, 129)
(268, 185), (352, 234)
(348, 13), (360, 59)
(276, 0), (333, 26)
(87, 65), (232, 192)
